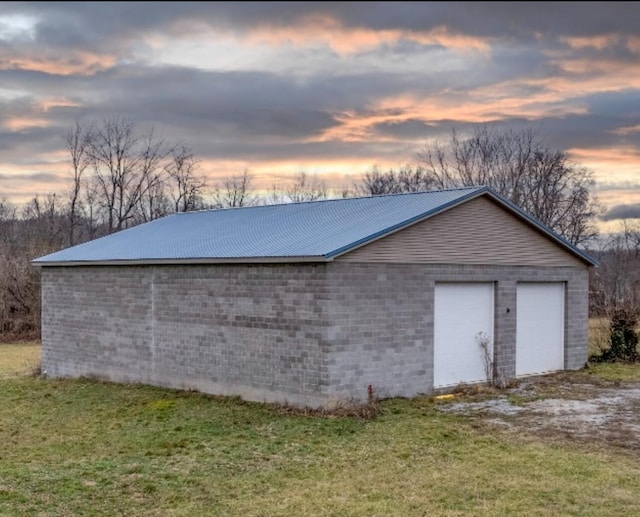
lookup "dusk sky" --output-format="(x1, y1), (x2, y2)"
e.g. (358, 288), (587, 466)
(0, 2), (639, 232)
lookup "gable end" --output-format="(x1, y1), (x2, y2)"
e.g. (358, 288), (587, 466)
(336, 195), (587, 267)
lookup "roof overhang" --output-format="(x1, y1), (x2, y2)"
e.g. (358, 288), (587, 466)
(32, 255), (331, 267)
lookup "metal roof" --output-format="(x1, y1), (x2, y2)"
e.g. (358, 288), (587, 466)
(33, 186), (598, 266)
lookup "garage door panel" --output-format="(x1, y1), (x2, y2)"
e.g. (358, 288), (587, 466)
(434, 283), (494, 388)
(516, 283), (564, 376)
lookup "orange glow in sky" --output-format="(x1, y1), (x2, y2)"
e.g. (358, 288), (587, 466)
(0, 3), (638, 233)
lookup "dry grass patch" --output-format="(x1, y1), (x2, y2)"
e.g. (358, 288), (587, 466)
(589, 317), (640, 360)
(589, 317), (611, 358)
(0, 342), (41, 379)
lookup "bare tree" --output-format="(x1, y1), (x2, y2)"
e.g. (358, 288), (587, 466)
(0, 198), (16, 225)
(167, 145), (205, 212)
(285, 170), (327, 202)
(267, 170), (329, 204)
(21, 194), (65, 249)
(0, 195), (66, 339)
(416, 125), (601, 245)
(357, 164), (436, 196)
(135, 129), (172, 223)
(213, 169), (255, 208)
(86, 117), (172, 233)
(65, 118), (203, 237)
(64, 121), (91, 246)
(80, 177), (103, 240)
(622, 220), (640, 257)
(336, 184), (357, 199)
(86, 117), (135, 232)
(591, 221), (640, 316)
(0, 118), (205, 340)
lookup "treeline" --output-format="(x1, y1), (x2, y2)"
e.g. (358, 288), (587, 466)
(588, 224), (640, 361)
(1, 114), (356, 339)
(0, 122), (617, 342)
(1, 117), (201, 338)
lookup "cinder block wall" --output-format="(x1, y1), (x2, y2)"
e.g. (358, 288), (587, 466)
(41, 262), (589, 407)
(322, 263), (589, 402)
(323, 263), (431, 403)
(41, 264), (332, 408)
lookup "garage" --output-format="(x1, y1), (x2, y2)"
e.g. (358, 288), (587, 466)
(434, 283), (495, 388)
(34, 186), (595, 406)
(516, 283), (565, 377)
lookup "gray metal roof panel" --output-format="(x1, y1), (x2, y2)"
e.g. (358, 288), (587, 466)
(33, 187), (483, 263)
(32, 186), (597, 266)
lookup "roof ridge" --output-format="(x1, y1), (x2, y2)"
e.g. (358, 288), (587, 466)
(177, 185), (485, 215)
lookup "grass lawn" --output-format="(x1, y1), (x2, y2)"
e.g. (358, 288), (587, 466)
(584, 361), (640, 382)
(0, 341), (41, 379)
(1, 343), (640, 516)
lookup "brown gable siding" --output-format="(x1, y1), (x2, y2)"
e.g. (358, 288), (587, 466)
(336, 195), (585, 267)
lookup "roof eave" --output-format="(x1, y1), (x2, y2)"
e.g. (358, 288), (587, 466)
(32, 256), (332, 267)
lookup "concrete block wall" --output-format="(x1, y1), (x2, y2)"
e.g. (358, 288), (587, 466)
(42, 264), (331, 408)
(41, 262), (589, 407)
(324, 264), (431, 402)
(41, 267), (153, 381)
(323, 263), (589, 402)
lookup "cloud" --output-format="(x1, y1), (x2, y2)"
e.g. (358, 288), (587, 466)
(602, 203), (640, 220)
(0, 171), (63, 183)
(0, 169), (69, 204)
(9, 3), (638, 43)
(612, 124), (640, 136)
(373, 119), (436, 139)
(2, 3), (637, 72)
(241, 21), (490, 56)
(0, 1), (638, 219)
(595, 181), (640, 192)
(0, 53), (119, 76)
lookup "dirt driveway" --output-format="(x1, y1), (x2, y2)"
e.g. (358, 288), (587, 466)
(437, 372), (640, 452)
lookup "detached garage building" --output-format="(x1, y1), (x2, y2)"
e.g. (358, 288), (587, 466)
(34, 186), (596, 407)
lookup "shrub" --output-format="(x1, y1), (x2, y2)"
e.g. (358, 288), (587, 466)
(592, 309), (639, 363)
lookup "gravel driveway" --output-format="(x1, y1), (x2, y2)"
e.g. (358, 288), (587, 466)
(438, 373), (640, 452)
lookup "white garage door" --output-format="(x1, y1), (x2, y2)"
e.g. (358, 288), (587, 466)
(434, 283), (494, 388)
(516, 283), (565, 377)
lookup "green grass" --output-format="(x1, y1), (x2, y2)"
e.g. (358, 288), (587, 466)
(2, 345), (640, 516)
(584, 362), (640, 382)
